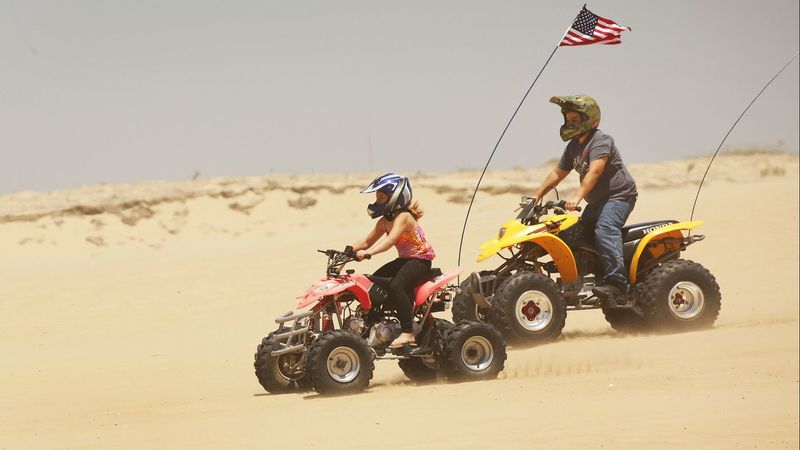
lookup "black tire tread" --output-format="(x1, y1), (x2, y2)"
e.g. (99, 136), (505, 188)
(305, 330), (375, 395)
(490, 271), (566, 345)
(253, 330), (311, 394)
(438, 320), (507, 382)
(452, 279), (479, 322)
(398, 358), (439, 384)
(636, 259), (721, 331)
(601, 308), (646, 333)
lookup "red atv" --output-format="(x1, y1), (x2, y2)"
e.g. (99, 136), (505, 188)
(254, 246), (507, 395)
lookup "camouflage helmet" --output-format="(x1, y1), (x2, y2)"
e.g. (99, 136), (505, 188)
(549, 95), (601, 142)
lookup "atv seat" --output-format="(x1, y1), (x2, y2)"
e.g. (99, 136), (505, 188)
(622, 220), (678, 242)
(367, 268), (443, 290)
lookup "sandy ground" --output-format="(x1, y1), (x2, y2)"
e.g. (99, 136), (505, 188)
(1, 153), (798, 449)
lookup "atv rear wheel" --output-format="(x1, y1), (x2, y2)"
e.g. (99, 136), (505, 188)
(602, 308), (646, 333)
(452, 279), (490, 323)
(636, 259), (721, 331)
(398, 358), (439, 384)
(305, 330), (374, 395)
(490, 271), (566, 345)
(254, 330), (311, 394)
(438, 320), (507, 382)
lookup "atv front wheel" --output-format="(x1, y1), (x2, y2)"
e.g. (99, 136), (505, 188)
(254, 330), (311, 394)
(636, 259), (721, 331)
(490, 271), (567, 345)
(305, 330), (374, 395)
(452, 279), (490, 323)
(438, 320), (507, 382)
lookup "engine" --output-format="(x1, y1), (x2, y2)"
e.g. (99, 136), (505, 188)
(366, 320), (402, 348)
(343, 315), (366, 335)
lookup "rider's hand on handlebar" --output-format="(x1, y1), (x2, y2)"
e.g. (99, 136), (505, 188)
(355, 250), (371, 261)
(564, 198), (582, 212)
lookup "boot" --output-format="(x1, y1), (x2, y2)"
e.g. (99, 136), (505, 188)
(592, 281), (627, 307)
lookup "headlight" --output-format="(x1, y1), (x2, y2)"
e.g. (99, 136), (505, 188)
(498, 227), (507, 239)
(315, 281), (338, 292)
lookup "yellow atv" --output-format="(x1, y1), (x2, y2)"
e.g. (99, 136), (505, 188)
(453, 198), (721, 344)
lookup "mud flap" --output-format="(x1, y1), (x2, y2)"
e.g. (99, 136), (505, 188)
(468, 271), (497, 308)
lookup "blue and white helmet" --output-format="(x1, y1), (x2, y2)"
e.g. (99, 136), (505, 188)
(361, 173), (413, 220)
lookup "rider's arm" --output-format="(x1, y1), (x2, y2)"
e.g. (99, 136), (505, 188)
(365, 213), (411, 257)
(572, 157), (608, 203)
(533, 168), (570, 201)
(352, 220), (385, 251)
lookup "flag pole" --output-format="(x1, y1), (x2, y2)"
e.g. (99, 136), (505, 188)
(456, 10), (579, 273)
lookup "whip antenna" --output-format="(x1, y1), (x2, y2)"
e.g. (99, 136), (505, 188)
(455, 45), (560, 268)
(690, 52), (799, 221)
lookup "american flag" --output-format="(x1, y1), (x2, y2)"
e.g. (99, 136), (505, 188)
(560, 6), (631, 46)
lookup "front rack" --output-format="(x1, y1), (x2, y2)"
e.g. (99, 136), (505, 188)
(270, 310), (314, 357)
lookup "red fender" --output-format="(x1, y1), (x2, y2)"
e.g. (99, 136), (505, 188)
(296, 275), (373, 310)
(347, 274), (374, 310)
(413, 267), (463, 306)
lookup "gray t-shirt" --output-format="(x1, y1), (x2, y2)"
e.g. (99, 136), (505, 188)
(557, 129), (638, 205)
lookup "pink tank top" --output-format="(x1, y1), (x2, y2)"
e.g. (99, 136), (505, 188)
(394, 223), (436, 260)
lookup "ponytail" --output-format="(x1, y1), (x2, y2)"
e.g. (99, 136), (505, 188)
(407, 201), (424, 220)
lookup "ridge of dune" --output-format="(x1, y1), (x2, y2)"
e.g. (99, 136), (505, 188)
(1, 152), (796, 224)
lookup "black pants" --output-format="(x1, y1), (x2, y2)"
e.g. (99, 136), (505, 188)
(373, 258), (432, 332)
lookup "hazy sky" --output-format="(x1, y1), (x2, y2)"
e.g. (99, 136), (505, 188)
(1, 0), (798, 194)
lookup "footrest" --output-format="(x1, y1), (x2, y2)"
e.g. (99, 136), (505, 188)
(390, 342), (419, 356)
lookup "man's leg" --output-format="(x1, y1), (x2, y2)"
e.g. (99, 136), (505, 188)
(592, 199), (635, 304)
(580, 202), (602, 228)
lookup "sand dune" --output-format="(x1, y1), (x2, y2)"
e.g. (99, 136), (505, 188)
(1, 152), (797, 449)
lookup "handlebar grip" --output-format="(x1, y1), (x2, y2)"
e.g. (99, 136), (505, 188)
(364, 254), (371, 260)
(554, 200), (581, 212)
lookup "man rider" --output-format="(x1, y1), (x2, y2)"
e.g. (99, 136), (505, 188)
(530, 95), (638, 305)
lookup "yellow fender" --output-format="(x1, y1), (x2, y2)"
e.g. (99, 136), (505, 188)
(629, 221), (703, 283)
(477, 219), (579, 284)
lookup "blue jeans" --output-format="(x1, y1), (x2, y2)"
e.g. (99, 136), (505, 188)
(581, 198), (637, 288)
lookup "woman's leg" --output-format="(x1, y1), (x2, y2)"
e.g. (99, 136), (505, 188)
(372, 258), (406, 278)
(387, 259), (432, 346)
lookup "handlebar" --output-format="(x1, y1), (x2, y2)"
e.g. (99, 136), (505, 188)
(317, 246), (370, 261)
(517, 197), (582, 224)
(318, 246), (369, 278)
(518, 197), (581, 212)
(552, 200), (582, 212)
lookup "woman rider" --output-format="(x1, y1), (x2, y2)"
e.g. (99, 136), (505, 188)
(351, 173), (436, 348)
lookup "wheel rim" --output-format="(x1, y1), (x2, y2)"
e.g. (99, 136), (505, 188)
(326, 346), (361, 383)
(460, 335), (494, 372)
(515, 290), (553, 332)
(668, 281), (705, 320)
(276, 354), (304, 382)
